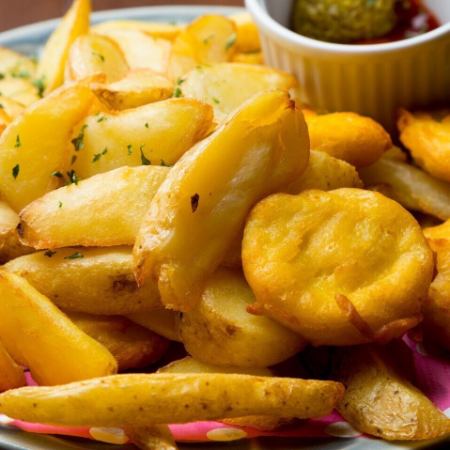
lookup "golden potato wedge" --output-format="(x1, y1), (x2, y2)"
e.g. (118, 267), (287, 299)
(335, 345), (450, 440)
(243, 189), (433, 346)
(0, 78), (39, 106)
(0, 373), (344, 426)
(232, 51), (263, 65)
(67, 313), (169, 371)
(360, 152), (450, 220)
(0, 95), (25, 119)
(422, 239), (450, 352)
(127, 309), (181, 342)
(0, 83), (95, 211)
(37, 0), (91, 94)
(4, 247), (162, 315)
(158, 357), (287, 431)
(19, 165), (168, 248)
(93, 20), (183, 40)
(0, 47), (36, 79)
(398, 109), (450, 183)
(0, 341), (25, 392)
(180, 269), (305, 368)
(230, 12), (260, 53)
(0, 200), (32, 263)
(180, 63), (297, 122)
(306, 112), (392, 167)
(158, 356), (271, 376)
(92, 69), (173, 110)
(287, 149), (363, 194)
(134, 91), (309, 311)
(169, 15), (237, 80)
(126, 425), (177, 450)
(99, 29), (172, 74)
(424, 220), (450, 243)
(0, 270), (117, 385)
(70, 98), (212, 178)
(65, 33), (129, 82)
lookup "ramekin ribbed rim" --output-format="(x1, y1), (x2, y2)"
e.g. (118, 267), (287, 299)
(246, 0), (450, 54)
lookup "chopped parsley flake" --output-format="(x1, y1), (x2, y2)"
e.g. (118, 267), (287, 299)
(225, 33), (237, 50)
(64, 252), (84, 260)
(173, 86), (182, 98)
(92, 147), (108, 162)
(160, 159), (172, 167)
(14, 135), (21, 148)
(127, 144), (133, 155)
(71, 124), (88, 151)
(212, 97), (220, 104)
(66, 170), (79, 185)
(51, 171), (63, 178)
(33, 77), (46, 98)
(71, 155), (77, 165)
(92, 51), (105, 62)
(12, 164), (19, 179)
(12, 69), (30, 79)
(96, 115), (107, 123)
(58, 201), (63, 208)
(176, 77), (185, 86)
(140, 146), (151, 165)
(44, 250), (56, 257)
(203, 34), (214, 45)
(0, 73), (4, 80)
(145, 122), (149, 128)
(190, 193), (200, 212)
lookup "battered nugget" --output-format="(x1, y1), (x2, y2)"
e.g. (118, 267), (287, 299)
(243, 188), (433, 346)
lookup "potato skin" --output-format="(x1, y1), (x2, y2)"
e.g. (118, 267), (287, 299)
(4, 247), (162, 315)
(398, 109), (450, 183)
(306, 112), (391, 167)
(134, 91), (309, 312)
(335, 345), (450, 440)
(68, 313), (169, 371)
(180, 268), (305, 368)
(0, 373), (344, 426)
(0, 270), (117, 385)
(19, 165), (168, 249)
(243, 188), (433, 346)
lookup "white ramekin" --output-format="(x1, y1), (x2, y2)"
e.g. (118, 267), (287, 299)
(246, 0), (450, 129)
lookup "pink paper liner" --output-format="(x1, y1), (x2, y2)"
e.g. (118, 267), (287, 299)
(3, 334), (449, 444)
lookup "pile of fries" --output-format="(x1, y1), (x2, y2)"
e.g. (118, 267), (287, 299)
(0, 0), (449, 448)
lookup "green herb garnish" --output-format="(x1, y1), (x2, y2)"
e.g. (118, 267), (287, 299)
(92, 147), (108, 162)
(71, 124), (88, 151)
(14, 135), (21, 148)
(140, 145), (151, 165)
(225, 33), (237, 50)
(12, 164), (19, 179)
(44, 250), (56, 258)
(66, 170), (79, 185)
(64, 252), (84, 260)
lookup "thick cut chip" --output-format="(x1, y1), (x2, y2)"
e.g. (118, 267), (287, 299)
(306, 112), (391, 167)
(19, 166), (168, 249)
(335, 345), (450, 440)
(98, 29), (172, 75)
(360, 152), (450, 220)
(0, 373), (344, 426)
(0, 341), (25, 392)
(229, 12), (260, 53)
(0, 78), (39, 106)
(0, 270), (117, 385)
(243, 188), (433, 346)
(169, 15), (237, 80)
(287, 150), (363, 194)
(93, 20), (183, 40)
(70, 98), (212, 178)
(180, 268), (305, 368)
(4, 247), (162, 315)
(398, 109), (450, 183)
(0, 47), (36, 79)
(127, 309), (181, 342)
(37, 0), (91, 94)
(92, 69), (173, 110)
(133, 91), (310, 311)
(65, 34), (129, 82)
(68, 313), (169, 371)
(0, 84), (95, 211)
(180, 63), (297, 122)
(422, 239), (450, 352)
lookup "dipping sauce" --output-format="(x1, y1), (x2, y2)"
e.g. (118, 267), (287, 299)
(293, 0), (440, 44)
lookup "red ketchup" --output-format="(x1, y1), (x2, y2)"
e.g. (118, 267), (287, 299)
(356, 0), (440, 44)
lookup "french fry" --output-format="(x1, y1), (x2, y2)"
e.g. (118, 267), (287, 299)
(0, 373), (345, 426)
(127, 309), (181, 342)
(4, 247), (162, 315)
(68, 313), (169, 371)
(70, 98), (213, 178)
(335, 345), (450, 440)
(230, 12), (261, 53)
(0, 341), (25, 392)
(133, 91), (309, 311)
(0, 83), (95, 211)
(37, 0), (91, 94)
(18, 166), (169, 248)
(0, 270), (117, 385)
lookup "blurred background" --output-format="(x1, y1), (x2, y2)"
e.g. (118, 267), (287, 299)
(0, 0), (244, 32)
